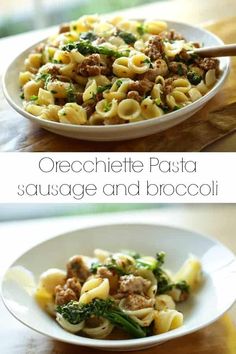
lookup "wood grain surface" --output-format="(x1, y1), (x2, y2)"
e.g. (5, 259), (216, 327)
(1, 16), (236, 151)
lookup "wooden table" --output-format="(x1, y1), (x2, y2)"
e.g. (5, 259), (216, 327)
(1, 0), (236, 151)
(0, 205), (236, 353)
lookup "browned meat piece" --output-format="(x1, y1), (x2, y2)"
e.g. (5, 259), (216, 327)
(77, 54), (101, 77)
(97, 266), (119, 293)
(97, 266), (113, 278)
(128, 79), (154, 95)
(119, 275), (151, 295)
(55, 277), (81, 305)
(159, 29), (185, 41)
(178, 49), (191, 62)
(169, 61), (188, 76)
(101, 63), (113, 76)
(162, 77), (175, 95)
(199, 58), (220, 74)
(47, 65), (61, 76)
(144, 35), (165, 61)
(127, 90), (142, 102)
(95, 92), (103, 102)
(121, 294), (155, 311)
(55, 287), (77, 305)
(163, 84), (172, 95)
(55, 98), (67, 106)
(59, 23), (70, 34)
(82, 101), (96, 117)
(155, 59), (169, 76)
(192, 42), (201, 48)
(56, 75), (71, 82)
(67, 255), (90, 281)
(66, 278), (81, 297)
(75, 92), (83, 105)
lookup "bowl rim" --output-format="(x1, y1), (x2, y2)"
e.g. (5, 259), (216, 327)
(1, 222), (236, 349)
(2, 19), (230, 135)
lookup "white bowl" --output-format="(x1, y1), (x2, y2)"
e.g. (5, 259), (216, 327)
(3, 21), (230, 142)
(1, 223), (236, 351)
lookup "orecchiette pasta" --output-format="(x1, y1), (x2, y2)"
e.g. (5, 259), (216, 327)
(96, 98), (118, 118)
(79, 277), (110, 304)
(118, 99), (141, 121)
(20, 15), (220, 125)
(141, 97), (163, 119)
(153, 309), (183, 334)
(58, 103), (87, 124)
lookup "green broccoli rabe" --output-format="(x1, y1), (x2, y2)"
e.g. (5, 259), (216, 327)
(57, 299), (147, 338)
(62, 40), (130, 58)
(80, 31), (97, 41)
(118, 31), (137, 44)
(96, 84), (112, 94)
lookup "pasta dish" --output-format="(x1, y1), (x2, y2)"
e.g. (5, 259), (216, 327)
(35, 248), (202, 339)
(19, 15), (220, 126)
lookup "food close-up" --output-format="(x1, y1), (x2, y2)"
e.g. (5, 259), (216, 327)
(19, 16), (220, 126)
(36, 249), (201, 339)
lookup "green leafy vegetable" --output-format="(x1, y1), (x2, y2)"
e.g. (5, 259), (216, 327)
(187, 71), (202, 85)
(35, 72), (51, 82)
(57, 299), (147, 338)
(29, 95), (38, 101)
(52, 59), (62, 64)
(177, 64), (184, 76)
(103, 101), (112, 112)
(136, 257), (158, 270)
(121, 250), (141, 259)
(80, 31), (97, 41)
(175, 280), (190, 293)
(118, 31), (137, 44)
(154, 97), (161, 106)
(97, 84), (112, 94)
(173, 105), (181, 111)
(62, 40), (130, 58)
(66, 83), (76, 102)
(137, 23), (145, 36)
(116, 79), (123, 88)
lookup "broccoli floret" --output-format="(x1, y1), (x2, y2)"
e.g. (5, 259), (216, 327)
(137, 24), (145, 36)
(66, 83), (76, 102)
(118, 31), (137, 44)
(187, 71), (202, 85)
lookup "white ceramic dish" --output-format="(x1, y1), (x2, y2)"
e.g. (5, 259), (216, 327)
(1, 223), (236, 351)
(3, 20), (230, 142)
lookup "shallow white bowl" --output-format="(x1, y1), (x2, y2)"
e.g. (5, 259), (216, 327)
(3, 21), (230, 141)
(1, 223), (236, 351)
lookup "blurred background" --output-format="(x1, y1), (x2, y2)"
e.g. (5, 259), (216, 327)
(0, 204), (161, 221)
(0, 0), (159, 38)
(1, 0), (235, 39)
